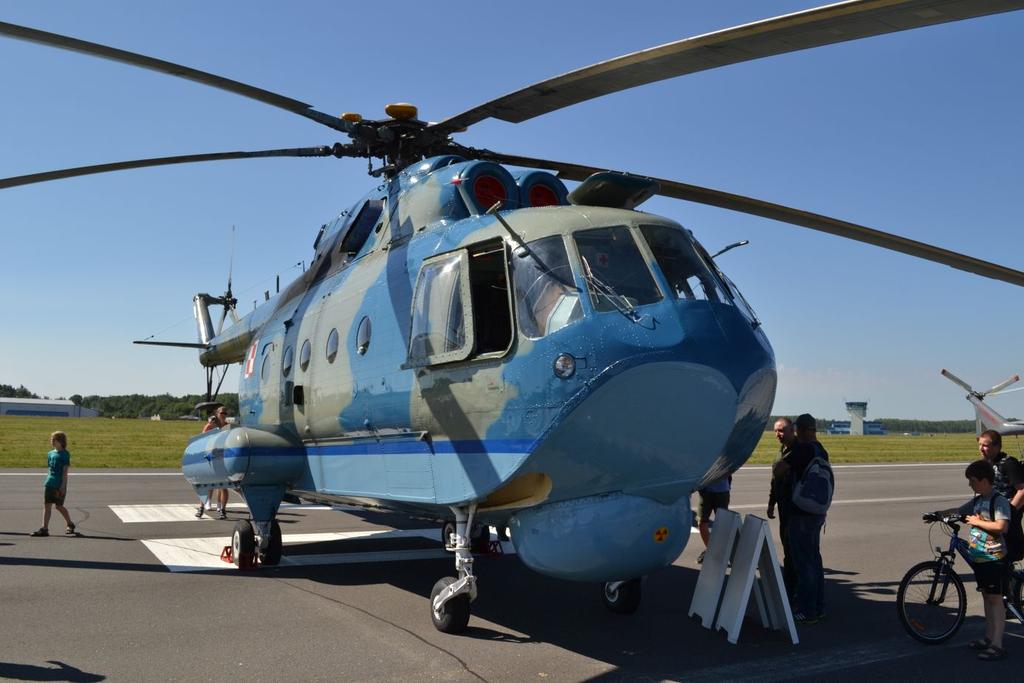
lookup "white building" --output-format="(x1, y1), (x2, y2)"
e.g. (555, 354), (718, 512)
(0, 398), (99, 418)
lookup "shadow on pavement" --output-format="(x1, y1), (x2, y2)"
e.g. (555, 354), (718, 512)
(0, 660), (105, 682)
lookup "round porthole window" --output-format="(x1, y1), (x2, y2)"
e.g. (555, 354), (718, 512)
(326, 328), (339, 363)
(282, 345), (294, 377)
(299, 339), (311, 371)
(356, 316), (372, 355)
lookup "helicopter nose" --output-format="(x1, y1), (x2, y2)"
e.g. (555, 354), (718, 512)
(532, 354), (775, 502)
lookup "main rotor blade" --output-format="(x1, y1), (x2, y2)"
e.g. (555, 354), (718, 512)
(0, 146), (335, 189)
(435, 0), (1024, 132)
(474, 149), (1024, 288)
(0, 21), (351, 134)
(133, 340), (209, 349)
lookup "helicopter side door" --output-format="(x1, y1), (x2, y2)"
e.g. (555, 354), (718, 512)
(408, 239), (516, 498)
(254, 334), (283, 427)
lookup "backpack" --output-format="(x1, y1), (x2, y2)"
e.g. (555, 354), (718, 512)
(994, 456), (1024, 562)
(791, 450), (834, 515)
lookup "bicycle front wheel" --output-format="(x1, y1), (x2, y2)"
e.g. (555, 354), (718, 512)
(897, 560), (966, 644)
(1009, 564), (1024, 620)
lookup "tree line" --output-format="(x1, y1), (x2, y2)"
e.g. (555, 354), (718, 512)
(2, 384), (238, 419)
(76, 393), (241, 419)
(767, 415), (978, 434)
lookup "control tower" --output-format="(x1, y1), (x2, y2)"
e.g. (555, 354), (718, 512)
(845, 401), (868, 436)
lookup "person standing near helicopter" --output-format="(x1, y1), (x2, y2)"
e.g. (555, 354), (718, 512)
(195, 405), (230, 519)
(768, 416), (797, 597)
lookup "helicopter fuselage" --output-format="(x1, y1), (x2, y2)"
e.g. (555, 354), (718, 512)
(183, 156), (776, 581)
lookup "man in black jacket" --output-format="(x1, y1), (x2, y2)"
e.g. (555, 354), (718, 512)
(774, 413), (829, 624)
(768, 417), (797, 596)
(978, 429), (1024, 560)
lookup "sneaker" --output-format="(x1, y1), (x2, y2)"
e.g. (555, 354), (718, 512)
(217, 509), (228, 520)
(195, 506), (205, 519)
(793, 612), (819, 625)
(30, 528), (49, 537)
(697, 550), (706, 565)
(65, 524), (76, 535)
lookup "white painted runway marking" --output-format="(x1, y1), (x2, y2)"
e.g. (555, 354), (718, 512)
(109, 503), (330, 523)
(743, 462), (968, 471)
(731, 493), (964, 510)
(141, 528), (515, 572)
(0, 472), (183, 476)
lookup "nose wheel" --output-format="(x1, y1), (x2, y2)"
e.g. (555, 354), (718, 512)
(602, 578), (642, 614)
(431, 505), (479, 634)
(430, 576), (471, 633)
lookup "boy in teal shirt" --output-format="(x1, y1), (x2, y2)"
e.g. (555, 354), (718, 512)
(30, 431), (75, 537)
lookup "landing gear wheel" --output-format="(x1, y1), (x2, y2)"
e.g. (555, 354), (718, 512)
(430, 576), (470, 634)
(602, 578), (642, 614)
(231, 520), (256, 569)
(469, 523), (490, 554)
(442, 520), (456, 550)
(259, 520), (283, 566)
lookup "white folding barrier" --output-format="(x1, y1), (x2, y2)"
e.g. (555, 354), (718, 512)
(688, 511), (798, 645)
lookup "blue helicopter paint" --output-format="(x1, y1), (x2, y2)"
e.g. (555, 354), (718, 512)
(182, 155), (776, 588)
(7, 0), (1024, 634)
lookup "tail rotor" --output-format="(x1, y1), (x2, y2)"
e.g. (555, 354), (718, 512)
(941, 369), (1020, 399)
(216, 225), (240, 335)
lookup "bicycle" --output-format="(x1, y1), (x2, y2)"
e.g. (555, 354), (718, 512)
(896, 511), (1024, 644)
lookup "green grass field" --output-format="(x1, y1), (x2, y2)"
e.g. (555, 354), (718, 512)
(0, 416), (198, 468)
(0, 415), (996, 468)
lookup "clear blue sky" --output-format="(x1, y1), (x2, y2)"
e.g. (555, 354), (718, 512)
(1, 1), (1022, 420)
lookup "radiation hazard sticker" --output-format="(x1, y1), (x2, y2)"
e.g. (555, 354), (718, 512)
(653, 526), (669, 543)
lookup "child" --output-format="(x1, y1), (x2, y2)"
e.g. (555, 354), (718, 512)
(959, 458), (1011, 661)
(30, 431), (75, 537)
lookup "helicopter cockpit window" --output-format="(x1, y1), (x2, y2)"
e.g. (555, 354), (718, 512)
(408, 251), (473, 365)
(512, 236), (582, 339)
(573, 226), (662, 312)
(339, 199), (384, 256)
(639, 225), (728, 303)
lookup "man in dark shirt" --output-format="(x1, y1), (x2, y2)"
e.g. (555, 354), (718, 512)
(768, 417), (797, 596)
(773, 413), (828, 624)
(978, 429), (1024, 561)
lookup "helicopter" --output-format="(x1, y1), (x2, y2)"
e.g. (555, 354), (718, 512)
(942, 369), (1024, 437)
(4, 0), (1024, 634)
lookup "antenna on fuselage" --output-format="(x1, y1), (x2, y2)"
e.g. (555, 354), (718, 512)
(711, 240), (749, 259)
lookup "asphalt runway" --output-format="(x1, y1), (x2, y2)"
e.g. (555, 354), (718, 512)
(1, 463), (1021, 682)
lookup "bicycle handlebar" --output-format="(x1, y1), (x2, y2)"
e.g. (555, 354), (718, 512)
(922, 511), (965, 525)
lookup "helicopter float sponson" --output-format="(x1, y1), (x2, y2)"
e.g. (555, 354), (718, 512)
(5, 0), (1024, 633)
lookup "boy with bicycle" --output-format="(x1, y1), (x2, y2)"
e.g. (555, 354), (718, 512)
(959, 459), (1012, 661)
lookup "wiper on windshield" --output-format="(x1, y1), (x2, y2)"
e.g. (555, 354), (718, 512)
(581, 257), (640, 321)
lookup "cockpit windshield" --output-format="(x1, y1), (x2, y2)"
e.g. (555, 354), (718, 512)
(511, 236), (582, 339)
(639, 225), (728, 303)
(573, 226), (662, 313)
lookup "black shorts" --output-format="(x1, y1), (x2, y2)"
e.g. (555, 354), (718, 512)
(44, 487), (66, 506)
(970, 559), (1009, 596)
(698, 491), (730, 523)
